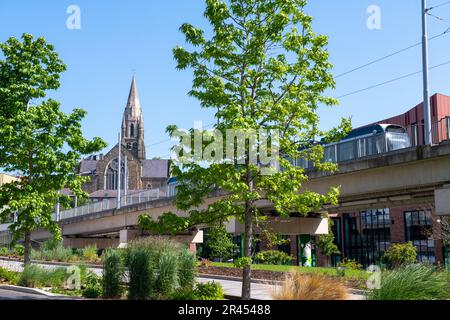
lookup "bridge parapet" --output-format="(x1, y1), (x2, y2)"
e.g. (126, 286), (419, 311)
(57, 189), (160, 221)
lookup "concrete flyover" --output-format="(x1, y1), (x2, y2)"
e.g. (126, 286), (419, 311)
(19, 141), (450, 248)
(304, 141), (450, 214)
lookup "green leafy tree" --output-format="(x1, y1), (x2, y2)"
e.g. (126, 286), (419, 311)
(139, 0), (349, 299)
(316, 218), (340, 266)
(204, 224), (237, 261)
(0, 34), (106, 264)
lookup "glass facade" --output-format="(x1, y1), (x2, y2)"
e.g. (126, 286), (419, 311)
(404, 211), (436, 264)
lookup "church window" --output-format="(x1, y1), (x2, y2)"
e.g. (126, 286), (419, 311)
(130, 123), (135, 137)
(133, 142), (138, 150)
(105, 158), (125, 190)
(127, 143), (132, 150)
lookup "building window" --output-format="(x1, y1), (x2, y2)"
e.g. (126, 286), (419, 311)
(342, 209), (391, 267)
(130, 123), (134, 137)
(105, 158), (125, 190)
(404, 211), (435, 264)
(127, 143), (132, 150)
(133, 142), (138, 150)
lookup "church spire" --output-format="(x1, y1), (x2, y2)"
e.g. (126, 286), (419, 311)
(121, 76), (146, 160)
(125, 76), (142, 118)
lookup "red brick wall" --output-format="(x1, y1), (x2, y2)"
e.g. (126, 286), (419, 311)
(317, 203), (445, 267)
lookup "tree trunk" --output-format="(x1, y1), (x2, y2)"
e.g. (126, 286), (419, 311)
(23, 231), (31, 265)
(241, 203), (253, 300)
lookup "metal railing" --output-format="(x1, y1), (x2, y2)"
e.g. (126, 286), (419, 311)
(57, 189), (161, 221)
(405, 117), (450, 146)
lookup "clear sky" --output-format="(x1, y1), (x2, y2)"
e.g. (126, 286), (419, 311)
(0, 0), (449, 159)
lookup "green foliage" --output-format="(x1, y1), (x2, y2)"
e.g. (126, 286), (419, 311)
(169, 288), (196, 300)
(0, 246), (9, 256)
(82, 245), (99, 263)
(178, 249), (197, 290)
(157, 250), (178, 298)
(139, 0), (350, 299)
(13, 244), (24, 256)
(204, 224), (237, 261)
(193, 282), (224, 300)
(254, 250), (292, 265)
(128, 247), (154, 300)
(0, 33), (107, 264)
(102, 249), (124, 299)
(31, 242), (73, 262)
(233, 257), (252, 269)
(317, 233), (340, 256)
(82, 272), (102, 299)
(316, 219), (340, 257)
(368, 264), (450, 300)
(383, 242), (417, 269)
(0, 267), (19, 284)
(18, 265), (67, 288)
(337, 258), (362, 270)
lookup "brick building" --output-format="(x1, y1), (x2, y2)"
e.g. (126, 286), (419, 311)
(237, 94), (450, 268)
(315, 93), (450, 267)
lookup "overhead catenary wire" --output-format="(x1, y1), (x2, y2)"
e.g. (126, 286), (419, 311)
(145, 122), (216, 148)
(334, 28), (450, 79)
(336, 60), (450, 99)
(427, 12), (450, 24)
(428, 0), (450, 10)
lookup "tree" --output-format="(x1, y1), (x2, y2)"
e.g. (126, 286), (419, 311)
(204, 224), (237, 261)
(139, 0), (350, 299)
(316, 218), (340, 266)
(0, 34), (106, 264)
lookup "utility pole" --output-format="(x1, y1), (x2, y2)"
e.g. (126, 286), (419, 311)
(117, 132), (122, 209)
(422, 0), (433, 145)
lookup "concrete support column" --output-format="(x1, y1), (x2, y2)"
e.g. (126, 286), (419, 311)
(119, 229), (140, 246)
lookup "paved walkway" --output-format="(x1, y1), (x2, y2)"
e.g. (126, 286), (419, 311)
(0, 258), (365, 300)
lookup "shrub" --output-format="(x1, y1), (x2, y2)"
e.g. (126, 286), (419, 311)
(82, 272), (102, 299)
(31, 241), (73, 262)
(272, 271), (348, 300)
(178, 249), (197, 290)
(254, 250), (293, 265)
(102, 249), (124, 299)
(368, 264), (449, 300)
(18, 265), (67, 288)
(337, 258), (363, 270)
(0, 246), (9, 256)
(233, 257), (252, 268)
(157, 250), (178, 298)
(169, 288), (196, 300)
(194, 282), (224, 300)
(0, 267), (19, 284)
(13, 244), (24, 257)
(204, 224), (237, 261)
(82, 245), (99, 263)
(128, 247), (154, 300)
(383, 242), (417, 268)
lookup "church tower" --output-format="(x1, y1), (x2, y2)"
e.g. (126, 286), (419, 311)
(121, 76), (146, 160)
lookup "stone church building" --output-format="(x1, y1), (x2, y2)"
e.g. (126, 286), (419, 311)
(77, 77), (170, 199)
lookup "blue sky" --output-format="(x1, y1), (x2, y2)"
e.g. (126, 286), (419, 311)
(0, 0), (449, 158)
